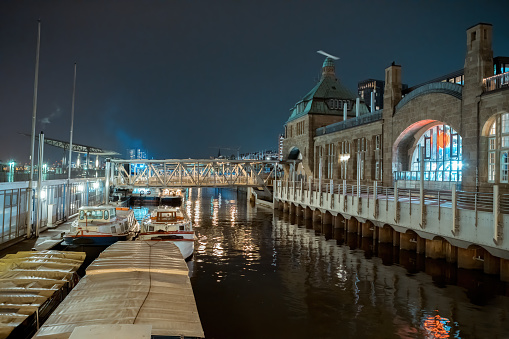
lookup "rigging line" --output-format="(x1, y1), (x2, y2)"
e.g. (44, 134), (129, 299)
(133, 241), (155, 324)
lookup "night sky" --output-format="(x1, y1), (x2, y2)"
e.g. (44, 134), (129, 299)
(1, 1), (508, 164)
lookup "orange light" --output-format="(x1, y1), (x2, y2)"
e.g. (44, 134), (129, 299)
(437, 132), (450, 149)
(422, 313), (451, 338)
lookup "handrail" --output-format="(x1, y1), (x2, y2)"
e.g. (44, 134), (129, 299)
(277, 179), (503, 213)
(483, 71), (509, 92)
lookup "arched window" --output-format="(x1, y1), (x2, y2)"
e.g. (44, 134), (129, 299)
(410, 124), (462, 181)
(488, 113), (509, 183)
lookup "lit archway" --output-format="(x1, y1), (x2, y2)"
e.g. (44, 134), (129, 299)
(393, 121), (463, 182)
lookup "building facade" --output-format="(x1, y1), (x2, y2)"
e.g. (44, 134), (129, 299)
(282, 23), (509, 192)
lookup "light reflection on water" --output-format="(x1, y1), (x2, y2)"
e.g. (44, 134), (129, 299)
(180, 188), (509, 339)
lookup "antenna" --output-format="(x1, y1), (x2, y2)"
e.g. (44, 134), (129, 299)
(317, 50), (339, 60)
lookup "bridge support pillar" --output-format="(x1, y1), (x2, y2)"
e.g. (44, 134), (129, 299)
(295, 205), (302, 217)
(312, 209), (321, 224)
(457, 248), (484, 270)
(273, 200), (279, 210)
(501, 259), (509, 282)
(400, 232), (416, 251)
(445, 243), (458, 263)
(289, 203), (296, 215)
(304, 207), (312, 220)
(361, 222), (373, 238)
(393, 231), (400, 247)
(425, 239), (445, 259)
(347, 218), (357, 233)
(416, 236), (426, 255)
(378, 227), (392, 244)
(334, 215), (344, 229)
(283, 202), (289, 213)
(483, 251), (500, 275)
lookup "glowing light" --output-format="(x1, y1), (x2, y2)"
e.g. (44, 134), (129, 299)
(422, 312), (451, 338)
(93, 182), (99, 189)
(340, 154), (350, 161)
(436, 131), (450, 149)
(40, 190), (47, 200)
(77, 185), (84, 192)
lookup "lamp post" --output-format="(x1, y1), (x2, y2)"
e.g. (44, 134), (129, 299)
(66, 63), (77, 219)
(27, 20), (41, 238)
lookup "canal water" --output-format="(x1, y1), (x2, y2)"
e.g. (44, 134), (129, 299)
(181, 188), (509, 339)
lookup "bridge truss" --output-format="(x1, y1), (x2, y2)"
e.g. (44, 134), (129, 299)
(105, 159), (292, 191)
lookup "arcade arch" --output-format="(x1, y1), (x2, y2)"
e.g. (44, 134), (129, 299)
(393, 120), (463, 183)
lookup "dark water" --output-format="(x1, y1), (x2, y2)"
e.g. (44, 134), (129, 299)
(186, 188), (509, 339)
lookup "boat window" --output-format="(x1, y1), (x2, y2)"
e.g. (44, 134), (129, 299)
(79, 210), (85, 220)
(110, 209), (116, 218)
(104, 210), (109, 220)
(85, 210), (104, 220)
(157, 212), (176, 222)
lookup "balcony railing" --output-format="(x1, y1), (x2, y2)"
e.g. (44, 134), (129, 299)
(315, 111), (383, 136)
(483, 72), (509, 92)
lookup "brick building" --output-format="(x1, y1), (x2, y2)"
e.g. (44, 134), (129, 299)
(283, 23), (509, 192)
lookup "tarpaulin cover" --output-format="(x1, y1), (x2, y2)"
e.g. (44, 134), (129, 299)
(34, 241), (204, 338)
(0, 250), (85, 339)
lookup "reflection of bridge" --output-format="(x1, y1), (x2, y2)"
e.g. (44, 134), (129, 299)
(105, 159), (293, 191)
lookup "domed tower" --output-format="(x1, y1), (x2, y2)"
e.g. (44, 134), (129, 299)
(283, 56), (368, 178)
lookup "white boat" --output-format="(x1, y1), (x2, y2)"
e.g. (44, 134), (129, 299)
(64, 206), (140, 246)
(139, 205), (195, 260)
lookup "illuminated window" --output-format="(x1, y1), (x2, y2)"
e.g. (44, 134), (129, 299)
(410, 124), (462, 182)
(487, 113), (509, 183)
(501, 152), (509, 183)
(339, 141), (350, 179)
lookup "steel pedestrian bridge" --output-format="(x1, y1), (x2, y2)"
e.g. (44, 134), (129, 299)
(105, 159), (290, 190)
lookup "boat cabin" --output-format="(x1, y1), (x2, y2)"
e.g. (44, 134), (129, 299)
(78, 206), (117, 223)
(153, 210), (184, 223)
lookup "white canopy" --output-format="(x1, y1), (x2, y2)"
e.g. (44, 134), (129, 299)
(34, 242), (204, 338)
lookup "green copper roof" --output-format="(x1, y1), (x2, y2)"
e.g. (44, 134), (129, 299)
(287, 75), (358, 123)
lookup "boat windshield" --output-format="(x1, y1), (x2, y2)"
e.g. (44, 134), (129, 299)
(79, 210), (104, 220)
(157, 212), (176, 222)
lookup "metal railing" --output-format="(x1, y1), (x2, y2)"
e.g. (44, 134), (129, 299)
(315, 111), (383, 136)
(0, 179), (105, 246)
(276, 178), (503, 213)
(394, 170), (462, 182)
(0, 169), (105, 183)
(483, 72), (509, 92)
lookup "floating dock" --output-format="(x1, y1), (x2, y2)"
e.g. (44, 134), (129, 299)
(0, 250), (86, 339)
(34, 241), (204, 338)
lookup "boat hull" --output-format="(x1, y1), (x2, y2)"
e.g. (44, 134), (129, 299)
(63, 235), (130, 246)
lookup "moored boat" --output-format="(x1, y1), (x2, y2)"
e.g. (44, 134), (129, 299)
(139, 205), (195, 259)
(63, 206), (140, 246)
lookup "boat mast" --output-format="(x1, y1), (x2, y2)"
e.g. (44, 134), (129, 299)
(27, 19), (41, 238)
